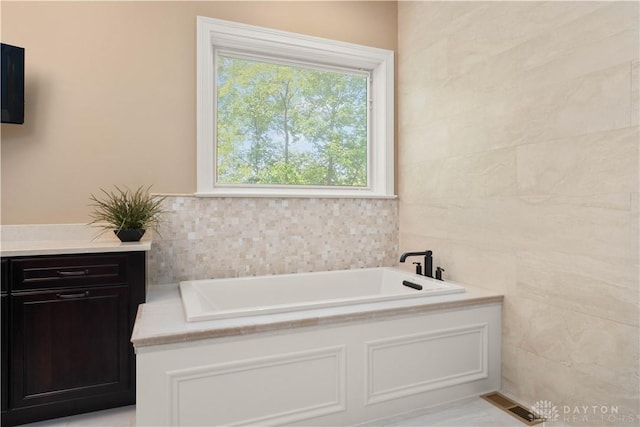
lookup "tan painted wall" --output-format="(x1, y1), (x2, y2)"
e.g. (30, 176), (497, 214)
(0, 1), (397, 224)
(398, 1), (639, 422)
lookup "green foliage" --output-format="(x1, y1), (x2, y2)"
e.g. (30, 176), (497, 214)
(216, 55), (368, 187)
(89, 186), (165, 233)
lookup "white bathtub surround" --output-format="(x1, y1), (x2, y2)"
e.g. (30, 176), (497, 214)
(180, 267), (464, 321)
(0, 223), (151, 256)
(398, 1), (639, 422)
(148, 196), (398, 285)
(132, 274), (502, 426)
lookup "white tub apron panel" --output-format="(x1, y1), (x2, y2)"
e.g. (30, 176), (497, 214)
(136, 303), (501, 426)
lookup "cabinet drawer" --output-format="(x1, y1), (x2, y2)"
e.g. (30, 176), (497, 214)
(11, 254), (128, 291)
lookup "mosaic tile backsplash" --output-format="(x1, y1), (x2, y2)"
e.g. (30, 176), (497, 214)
(148, 196), (398, 285)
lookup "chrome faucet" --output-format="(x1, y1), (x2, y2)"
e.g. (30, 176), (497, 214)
(399, 250), (433, 278)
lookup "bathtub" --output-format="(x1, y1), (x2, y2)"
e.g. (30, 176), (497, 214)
(134, 269), (502, 426)
(179, 267), (465, 322)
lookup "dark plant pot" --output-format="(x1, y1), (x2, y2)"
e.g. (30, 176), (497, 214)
(114, 229), (146, 242)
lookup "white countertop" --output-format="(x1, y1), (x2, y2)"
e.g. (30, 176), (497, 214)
(0, 223), (151, 257)
(131, 281), (503, 349)
(0, 239), (151, 257)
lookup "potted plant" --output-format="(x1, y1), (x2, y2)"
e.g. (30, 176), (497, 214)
(89, 185), (165, 242)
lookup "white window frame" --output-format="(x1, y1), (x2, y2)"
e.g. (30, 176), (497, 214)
(196, 16), (395, 198)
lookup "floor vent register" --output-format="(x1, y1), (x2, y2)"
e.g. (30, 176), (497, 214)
(481, 392), (544, 426)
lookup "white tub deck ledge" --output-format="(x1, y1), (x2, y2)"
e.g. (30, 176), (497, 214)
(132, 270), (503, 427)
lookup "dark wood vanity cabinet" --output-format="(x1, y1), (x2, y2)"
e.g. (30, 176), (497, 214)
(2, 259), (9, 426)
(1, 252), (146, 426)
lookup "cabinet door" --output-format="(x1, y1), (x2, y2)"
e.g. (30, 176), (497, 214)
(2, 294), (8, 416)
(10, 286), (130, 409)
(1, 258), (8, 293)
(2, 259), (9, 423)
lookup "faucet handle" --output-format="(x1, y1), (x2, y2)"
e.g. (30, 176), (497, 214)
(412, 262), (422, 275)
(435, 266), (445, 281)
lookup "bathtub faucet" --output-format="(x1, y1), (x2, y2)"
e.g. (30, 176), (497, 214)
(399, 250), (433, 278)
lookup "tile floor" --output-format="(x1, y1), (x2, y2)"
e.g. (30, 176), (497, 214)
(21, 396), (569, 426)
(365, 396), (566, 426)
(21, 405), (135, 427)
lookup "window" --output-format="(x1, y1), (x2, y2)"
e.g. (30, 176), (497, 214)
(197, 17), (394, 197)
(217, 53), (369, 187)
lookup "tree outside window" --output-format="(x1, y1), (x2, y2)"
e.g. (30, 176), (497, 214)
(216, 54), (369, 188)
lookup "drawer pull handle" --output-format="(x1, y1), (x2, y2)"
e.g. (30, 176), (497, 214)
(57, 291), (90, 299)
(56, 269), (89, 276)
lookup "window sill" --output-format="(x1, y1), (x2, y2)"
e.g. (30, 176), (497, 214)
(194, 189), (397, 199)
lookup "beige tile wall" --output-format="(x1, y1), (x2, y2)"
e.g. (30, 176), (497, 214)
(148, 196), (398, 285)
(398, 1), (639, 424)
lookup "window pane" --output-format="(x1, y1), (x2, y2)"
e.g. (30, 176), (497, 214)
(216, 54), (368, 187)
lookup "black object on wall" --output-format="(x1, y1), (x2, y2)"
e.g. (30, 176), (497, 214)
(1, 43), (25, 124)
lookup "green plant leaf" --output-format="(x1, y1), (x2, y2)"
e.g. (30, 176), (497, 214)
(88, 185), (165, 236)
